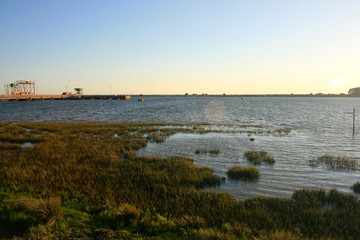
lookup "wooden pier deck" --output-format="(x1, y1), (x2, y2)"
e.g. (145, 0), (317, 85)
(0, 94), (131, 101)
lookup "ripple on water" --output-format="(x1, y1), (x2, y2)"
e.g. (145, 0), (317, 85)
(138, 130), (360, 199)
(2, 97), (360, 199)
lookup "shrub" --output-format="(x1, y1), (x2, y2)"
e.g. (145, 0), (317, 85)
(244, 151), (275, 165)
(227, 166), (259, 180)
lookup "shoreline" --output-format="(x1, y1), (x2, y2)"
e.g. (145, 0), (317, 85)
(131, 93), (352, 98)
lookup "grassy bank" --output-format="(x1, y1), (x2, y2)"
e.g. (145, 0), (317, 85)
(1, 122), (360, 239)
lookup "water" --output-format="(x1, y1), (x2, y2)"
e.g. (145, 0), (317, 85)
(1, 97), (360, 199)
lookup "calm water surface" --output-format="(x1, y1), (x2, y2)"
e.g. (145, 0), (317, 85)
(1, 97), (359, 199)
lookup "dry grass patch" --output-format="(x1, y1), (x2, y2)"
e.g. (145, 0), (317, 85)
(16, 196), (62, 226)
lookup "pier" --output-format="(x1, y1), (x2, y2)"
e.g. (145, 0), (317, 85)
(0, 94), (131, 102)
(2, 81), (131, 102)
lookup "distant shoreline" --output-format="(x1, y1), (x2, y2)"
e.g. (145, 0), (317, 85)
(131, 93), (354, 98)
(1, 93), (358, 101)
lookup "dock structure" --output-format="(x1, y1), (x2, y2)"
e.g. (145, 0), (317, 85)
(4, 80), (36, 95)
(0, 94), (131, 102)
(2, 81), (131, 102)
(79, 95), (131, 100)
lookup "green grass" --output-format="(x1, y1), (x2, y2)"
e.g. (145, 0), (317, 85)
(227, 166), (259, 181)
(244, 151), (275, 165)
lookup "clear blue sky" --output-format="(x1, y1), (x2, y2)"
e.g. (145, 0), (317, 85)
(1, 0), (359, 94)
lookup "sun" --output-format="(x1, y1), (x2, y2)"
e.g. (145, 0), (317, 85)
(328, 78), (346, 90)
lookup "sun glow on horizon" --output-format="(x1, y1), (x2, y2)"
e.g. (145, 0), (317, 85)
(328, 78), (347, 91)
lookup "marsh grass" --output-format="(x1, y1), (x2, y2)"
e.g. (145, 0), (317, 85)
(195, 148), (208, 154)
(178, 215), (206, 229)
(0, 142), (21, 149)
(351, 182), (360, 194)
(309, 155), (358, 171)
(16, 196), (62, 226)
(256, 231), (303, 240)
(244, 151), (275, 165)
(195, 148), (220, 154)
(0, 122), (359, 240)
(190, 228), (237, 240)
(267, 127), (292, 137)
(209, 148), (220, 154)
(227, 166), (259, 180)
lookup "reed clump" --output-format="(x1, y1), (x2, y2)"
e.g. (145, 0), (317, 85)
(351, 182), (360, 194)
(195, 148), (208, 154)
(309, 155), (358, 171)
(227, 166), (259, 180)
(209, 148), (220, 154)
(244, 151), (275, 165)
(195, 148), (220, 154)
(16, 196), (62, 226)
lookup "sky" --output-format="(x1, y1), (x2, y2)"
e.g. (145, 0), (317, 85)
(0, 0), (359, 95)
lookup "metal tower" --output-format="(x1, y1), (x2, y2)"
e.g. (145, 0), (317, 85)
(74, 88), (83, 95)
(4, 80), (36, 95)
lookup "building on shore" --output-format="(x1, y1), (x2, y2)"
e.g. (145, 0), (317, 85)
(348, 87), (360, 96)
